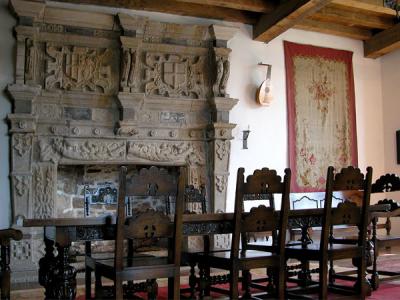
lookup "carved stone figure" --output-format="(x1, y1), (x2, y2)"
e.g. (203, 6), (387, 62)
(25, 39), (38, 83)
(120, 49), (136, 91)
(213, 55), (230, 97)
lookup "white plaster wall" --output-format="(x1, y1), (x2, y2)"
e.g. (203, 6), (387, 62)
(382, 49), (400, 174)
(381, 49), (400, 234)
(226, 26), (385, 211)
(0, 0), (15, 228)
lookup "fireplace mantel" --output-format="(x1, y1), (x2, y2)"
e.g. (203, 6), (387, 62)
(7, 0), (238, 282)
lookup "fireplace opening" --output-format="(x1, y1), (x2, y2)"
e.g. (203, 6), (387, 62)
(57, 164), (180, 219)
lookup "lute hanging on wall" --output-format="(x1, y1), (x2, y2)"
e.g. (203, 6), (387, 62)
(256, 63), (273, 106)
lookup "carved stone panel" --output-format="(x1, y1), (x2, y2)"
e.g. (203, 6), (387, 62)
(143, 52), (206, 98)
(39, 138), (126, 163)
(11, 133), (33, 174)
(45, 44), (119, 94)
(11, 174), (32, 219)
(32, 163), (56, 219)
(127, 141), (205, 166)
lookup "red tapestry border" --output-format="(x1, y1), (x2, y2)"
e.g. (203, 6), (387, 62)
(284, 41), (358, 192)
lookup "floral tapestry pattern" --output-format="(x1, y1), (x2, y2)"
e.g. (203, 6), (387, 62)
(284, 41), (358, 192)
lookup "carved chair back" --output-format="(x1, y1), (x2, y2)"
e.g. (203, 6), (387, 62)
(232, 167), (291, 259)
(320, 166), (373, 252)
(126, 166), (178, 215)
(370, 173), (400, 235)
(114, 166), (185, 273)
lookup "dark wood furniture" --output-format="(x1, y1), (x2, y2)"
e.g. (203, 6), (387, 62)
(178, 185), (209, 298)
(23, 202), (389, 300)
(369, 173), (400, 290)
(0, 228), (22, 300)
(197, 167), (291, 299)
(86, 166), (185, 300)
(286, 166), (373, 299)
(84, 166), (178, 298)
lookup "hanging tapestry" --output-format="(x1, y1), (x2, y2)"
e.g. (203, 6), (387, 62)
(284, 41), (358, 192)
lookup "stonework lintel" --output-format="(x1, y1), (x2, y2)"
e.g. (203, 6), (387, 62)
(118, 13), (148, 35)
(10, 0), (45, 22)
(207, 122), (236, 140)
(209, 24), (239, 44)
(7, 84), (42, 101)
(120, 36), (142, 49)
(210, 97), (239, 112)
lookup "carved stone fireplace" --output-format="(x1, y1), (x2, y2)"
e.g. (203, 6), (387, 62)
(7, 0), (238, 282)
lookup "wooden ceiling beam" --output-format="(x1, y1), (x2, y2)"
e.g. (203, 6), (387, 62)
(331, 0), (396, 17)
(311, 6), (395, 29)
(295, 19), (373, 40)
(173, 0), (276, 13)
(54, 0), (259, 24)
(364, 22), (400, 58)
(253, 0), (332, 43)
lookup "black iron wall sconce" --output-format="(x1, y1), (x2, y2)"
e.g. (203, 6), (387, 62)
(242, 128), (250, 149)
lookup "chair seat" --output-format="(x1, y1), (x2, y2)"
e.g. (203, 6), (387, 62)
(376, 234), (400, 243)
(286, 242), (362, 260)
(197, 249), (280, 270)
(90, 254), (176, 281)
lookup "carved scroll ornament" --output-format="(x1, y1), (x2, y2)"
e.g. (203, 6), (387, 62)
(14, 175), (30, 197)
(216, 140), (230, 161)
(13, 134), (33, 156)
(127, 141), (205, 165)
(39, 138), (126, 163)
(215, 174), (227, 193)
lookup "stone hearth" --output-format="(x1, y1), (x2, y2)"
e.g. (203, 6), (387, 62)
(7, 0), (238, 282)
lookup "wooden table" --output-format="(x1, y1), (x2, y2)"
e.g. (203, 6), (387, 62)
(23, 205), (389, 299)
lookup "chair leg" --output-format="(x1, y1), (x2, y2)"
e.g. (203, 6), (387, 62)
(85, 266), (92, 299)
(115, 277), (123, 300)
(357, 255), (368, 300)
(319, 260), (328, 300)
(229, 265), (239, 299)
(277, 266), (285, 300)
(94, 272), (102, 299)
(242, 270), (251, 299)
(148, 279), (158, 300)
(188, 261), (197, 299)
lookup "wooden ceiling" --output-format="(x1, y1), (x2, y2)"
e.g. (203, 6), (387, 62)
(55, 0), (400, 58)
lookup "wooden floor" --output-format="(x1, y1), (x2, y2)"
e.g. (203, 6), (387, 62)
(10, 249), (400, 300)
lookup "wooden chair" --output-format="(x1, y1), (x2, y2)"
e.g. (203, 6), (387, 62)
(85, 166), (178, 298)
(368, 173), (400, 290)
(197, 167), (291, 299)
(177, 185), (209, 298)
(0, 228), (23, 300)
(86, 166), (185, 300)
(286, 166), (373, 300)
